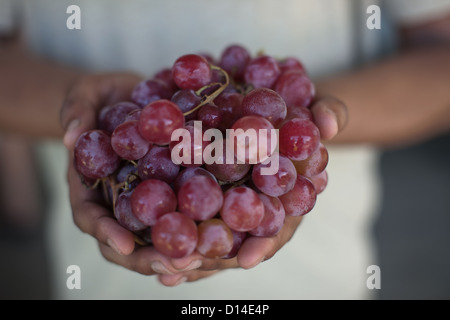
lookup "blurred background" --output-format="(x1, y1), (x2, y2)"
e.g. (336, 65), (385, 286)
(1, 0), (450, 300)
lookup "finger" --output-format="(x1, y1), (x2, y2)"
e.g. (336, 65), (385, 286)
(99, 242), (182, 276)
(169, 251), (238, 272)
(157, 269), (221, 287)
(67, 153), (135, 255)
(237, 215), (302, 269)
(310, 96), (348, 140)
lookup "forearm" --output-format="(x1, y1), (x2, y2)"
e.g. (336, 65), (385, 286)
(0, 38), (83, 138)
(318, 45), (450, 147)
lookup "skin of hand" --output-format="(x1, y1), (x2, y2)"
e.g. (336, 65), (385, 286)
(61, 73), (348, 286)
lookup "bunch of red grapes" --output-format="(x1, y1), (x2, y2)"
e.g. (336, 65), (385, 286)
(74, 44), (329, 260)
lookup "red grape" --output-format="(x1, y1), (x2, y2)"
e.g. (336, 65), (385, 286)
(291, 142), (328, 177)
(279, 175), (316, 216)
(279, 118), (320, 161)
(244, 55), (281, 89)
(172, 54), (212, 90)
(171, 89), (201, 121)
(74, 130), (121, 179)
(311, 170), (328, 194)
(252, 153), (297, 197)
(230, 115), (277, 164)
(130, 179), (177, 226)
(222, 230), (247, 259)
(173, 167), (217, 193)
(111, 120), (152, 160)
(278, 57), (306, 74)
(98, 102), (140, 134)
(178, 175), (223, 221)
(274, 71), (315, 108)
(151, 212), (198, 258)
(114, 190), (147, 232)
(138, 99), (185, 145)
(154, 68), (178, 92)
(131, 79), (173, 108)
(241, 88), (287, 127)
(170, 124), (208, 168)
(204, 140), (251, 182)
(137, 145), (180, 183)
(249, 194), (285, 237)
(197, 104), (223, 130)
(196, 219), (233, 258)
(219, 44), (251, 81)
(220, 186), (264, 232)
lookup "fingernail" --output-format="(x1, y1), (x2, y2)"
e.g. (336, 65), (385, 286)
(248, 256), (265, 269)
(151, 261), (174, 275)
(63, 119), (80, 148)
(174, 276), (187, 286)
(179, 260), (202, 272)
(107, 238), (123, 256)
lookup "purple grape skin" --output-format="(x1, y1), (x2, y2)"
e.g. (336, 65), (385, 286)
(249, 194), (286, 237)
(74, 130), (121, 179)
(131, 79), (173, 108)
(173, 167), (217, 193)
(111, 120), (152, 160)
(114, 190), (147, 232)
(171, 89), (202, 121)
(177, 175), (224, 221)
(137, 145), (180, 184)
(98, 102), (140, 133)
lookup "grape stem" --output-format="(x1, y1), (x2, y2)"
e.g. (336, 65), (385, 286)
(183, 65), (230, 117)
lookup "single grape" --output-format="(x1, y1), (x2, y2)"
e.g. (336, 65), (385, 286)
(291, 142), (328, 177)
(173, 167), (217, 193)
(279, 118), (320, 161)
(278, 57), (306, 74)
(151, 212), (198, 258)
(98, 102), (140, 134)
(74, 130), (121, 179)
(252, 153), (297, 197)
(279, 175), (316, 216)
(214, 92), (244, 131)
(137, 145), (180, 184)
(138, 99), (185, 145)
(221, 230), (247, 259)
(154, 68), (178, 92)
(171, 89), (201, 121)
(197, 104), (223, 130)
(249, 194), (285, 237)
(114, 190), (147, 232)
(178, 175), (223, 221)
(196, 219), (234, 258)
(285, 105), (313, 122)
(111, 120), (152, 160)
(130, 179), (177, 226)
(220, 186), (265, 232)
(131, 79), (173, 108)
(244, 55), (281, 89)
(169, 124), (208, 168)
(241, 88), (287, 127)
(274, 71), (315, 108)
(204, 140), (251, 183)
(219, 44), (251, 81)
(172, 54), (212, 90)
(311, 170), (328, 194)
(230, 115), (277, 164)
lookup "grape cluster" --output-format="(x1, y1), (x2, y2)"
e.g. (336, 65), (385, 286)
(74, 44), (329, 260)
